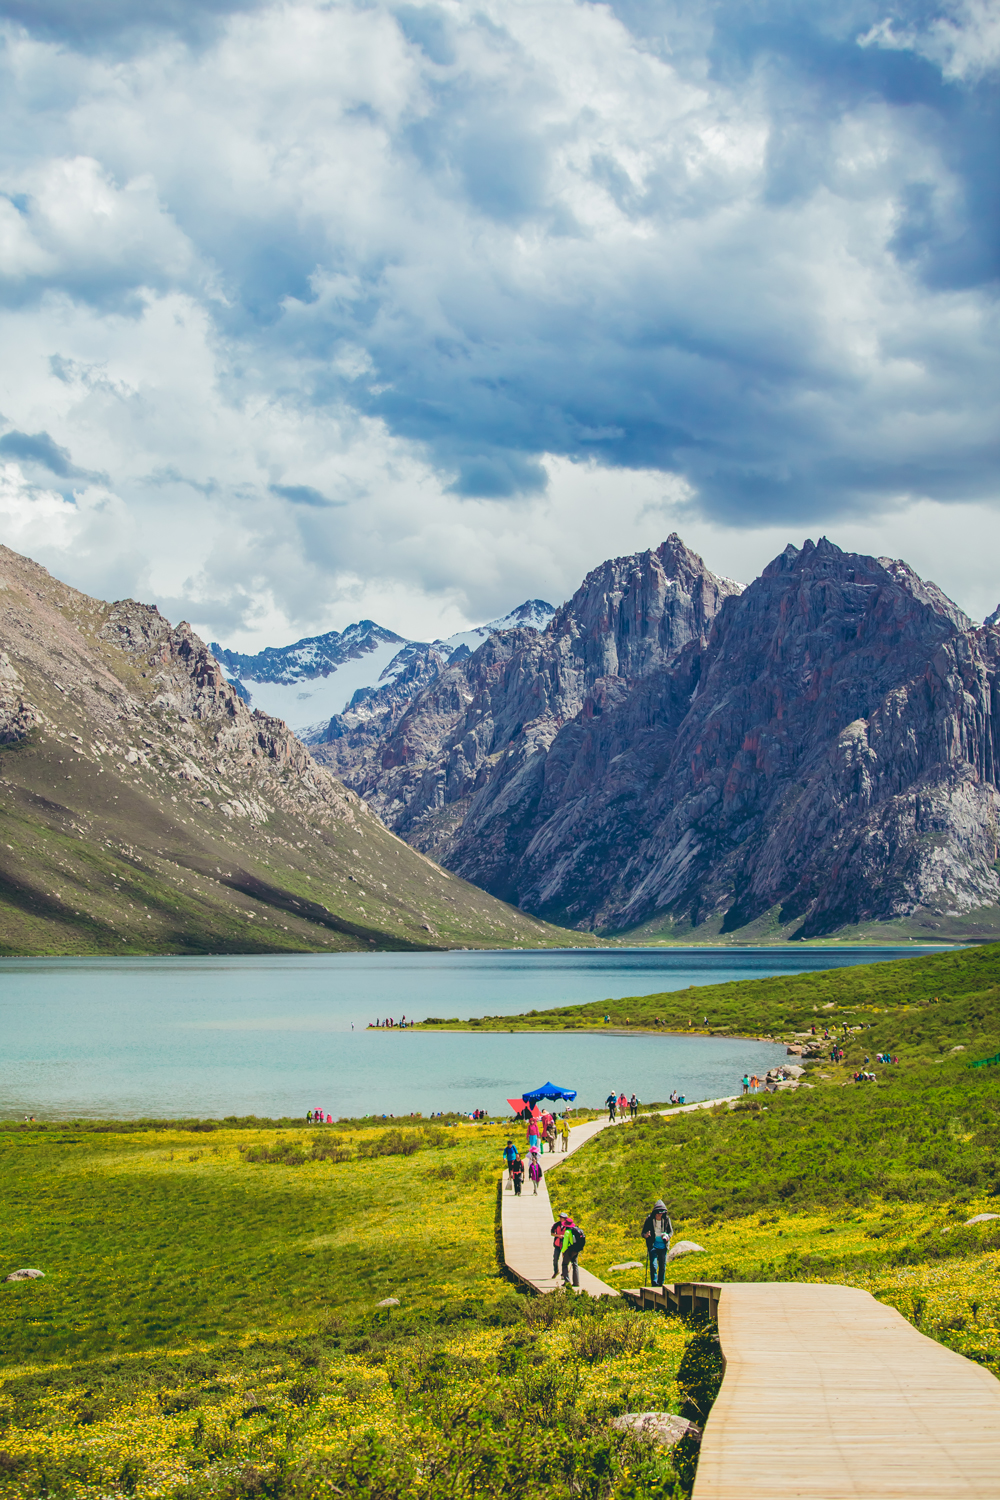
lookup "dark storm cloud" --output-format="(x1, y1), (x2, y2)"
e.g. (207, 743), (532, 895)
(0, 428), (103, 481)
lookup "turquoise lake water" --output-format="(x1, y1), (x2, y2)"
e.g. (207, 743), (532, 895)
(0, 946), (933, 1119)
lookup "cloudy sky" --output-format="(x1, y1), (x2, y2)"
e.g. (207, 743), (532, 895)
(0, 0), (996, 648)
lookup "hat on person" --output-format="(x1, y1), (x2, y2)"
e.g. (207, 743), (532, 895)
(654, 1199), (667, 1210)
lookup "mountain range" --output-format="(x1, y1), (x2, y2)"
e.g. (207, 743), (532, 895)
(0, 547), (573, 955)
(308, 534), (1000, 943)
(211, 601), (554, 737)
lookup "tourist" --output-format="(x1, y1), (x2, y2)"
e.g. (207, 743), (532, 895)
(543, 1116), (557, 1153)
(306, 1110), (313, 1123)
(561, 1218), (585, 1286)
(606, 1092), (617, 1122)
(617, 1092), (627, 1118)
(540, 1108), (554, 1149)
(557, 1114), (570, 1151)
(741, 1074), (749, 1094)
(641, 1198), (673, 1287)
(629, 1093), (639, 1119)
(502, 1138), (518, 1187)
(551, 1211), (570, 1276)
(527, 1116), (540, 1152)
(511, 1154), (524, 1196)
(528, 1153), (543, 1195)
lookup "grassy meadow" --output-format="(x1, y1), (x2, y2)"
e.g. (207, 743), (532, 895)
(0, 1118), (699, 1500)
(3, 942), (1000, 1498)
(419, 939), (1000, 1038)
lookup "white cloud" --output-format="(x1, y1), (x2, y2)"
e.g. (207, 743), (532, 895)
(0, 0), (993, 651)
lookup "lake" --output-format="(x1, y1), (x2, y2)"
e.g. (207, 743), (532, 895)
(0, 946), (933, 1119)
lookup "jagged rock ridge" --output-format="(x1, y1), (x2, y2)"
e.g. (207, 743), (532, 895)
(211, 601), (555, 735)
(313, 534), (1000, 940)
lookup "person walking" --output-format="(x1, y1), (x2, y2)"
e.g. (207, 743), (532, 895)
(561, 1218), (585, 1287)
(551, 1211), (570, 1277)
(741, 1074), (750, 1095)
(502, 1138), (518, 1188)
(617, 1092), (627, 1119)
(629, 1093), (639, 1120)
(526, 1116), (540, 1153)
(543, 1117), (557, 1154)
(511, 1154), (524, 1197)
(557, 1115), (570, 1152)
(606, 1092), (617, 1122)
(641, 1199), (674, 1287)
(528, 1153), (543, 1195)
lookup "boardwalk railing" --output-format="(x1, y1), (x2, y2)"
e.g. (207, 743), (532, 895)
(621, 1281), (721, 1320)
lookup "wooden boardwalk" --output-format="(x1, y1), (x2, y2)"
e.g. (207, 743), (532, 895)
(499, 1099), (735, 1298)
(694, 1281), (1000, 1499)
(500, 1116), (618, 1297)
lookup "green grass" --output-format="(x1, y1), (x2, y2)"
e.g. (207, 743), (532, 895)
(419, 940), (1000, 1040)
(0, 1120), (695, 1499)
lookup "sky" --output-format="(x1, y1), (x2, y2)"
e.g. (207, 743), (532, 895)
(0, 0), (996, 649)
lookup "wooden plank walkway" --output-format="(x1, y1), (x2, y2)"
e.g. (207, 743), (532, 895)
(500, 1116), (617, 1296)
(499, 1098), (735, 1298)
(694, 1281), (1000, 1499)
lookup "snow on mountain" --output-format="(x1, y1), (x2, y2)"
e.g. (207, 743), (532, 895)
(211, 600), (556, 734)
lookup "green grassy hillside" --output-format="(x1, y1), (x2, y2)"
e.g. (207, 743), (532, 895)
(0, 544), (587, 955)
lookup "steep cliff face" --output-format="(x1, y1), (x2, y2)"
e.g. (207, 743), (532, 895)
(315, 533), (741, 871)
(314, 533), (1000, 939)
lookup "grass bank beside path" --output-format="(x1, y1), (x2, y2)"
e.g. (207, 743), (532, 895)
(0, 1117), (696, 1500)
(417, 941), (1000, 1043)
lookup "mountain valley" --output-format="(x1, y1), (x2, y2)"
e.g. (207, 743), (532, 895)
(0, 548), (574, 955)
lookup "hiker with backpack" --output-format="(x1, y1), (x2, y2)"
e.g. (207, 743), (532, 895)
(551, 1211), (570, 1277)
(561, 1217), (586, 1286)
(641, 1199), (673, 1287)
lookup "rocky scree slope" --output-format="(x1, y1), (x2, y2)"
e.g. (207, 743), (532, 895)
(0, 546), (569, 954)
(314, 535), (1000, 941)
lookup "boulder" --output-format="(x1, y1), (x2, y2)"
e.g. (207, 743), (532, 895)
(667, 1240), (705, 1262)
(612, 1412), (701, 1445)
(609, 1261), (644, 1271)
(965, 1213), (1000, 1226)
(376, 1296), (400, 1307)
(5, 1268), (43, 1282)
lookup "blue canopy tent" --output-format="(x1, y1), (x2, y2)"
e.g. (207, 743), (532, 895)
(521, 1082), (578, 1103)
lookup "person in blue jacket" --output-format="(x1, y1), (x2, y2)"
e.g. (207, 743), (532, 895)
(641, 1199), (673, 1287)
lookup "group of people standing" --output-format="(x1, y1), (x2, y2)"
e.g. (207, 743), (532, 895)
(502, 1109), (570, 1197)
(605, 1092), (639, 1121)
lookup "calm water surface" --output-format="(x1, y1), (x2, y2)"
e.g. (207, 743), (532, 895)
(0, 947), (935, 1119)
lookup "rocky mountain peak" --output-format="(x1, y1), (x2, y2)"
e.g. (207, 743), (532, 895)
(545, 533), (741, 683)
